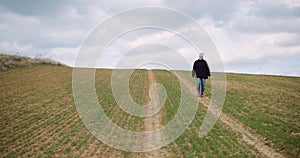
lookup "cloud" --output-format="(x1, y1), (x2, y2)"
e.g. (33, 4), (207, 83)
(232, 15), (300, 33)
(96, 28), (197, 69)
(252, 0), (300, 19)
(0, 41), (32, 54)
(163, 0), (241, 21)
(112, 43), (191, 70)
(194, 1), (300, 75)
(273, 33), (300, 47)
(0, 0), (70, 16)
(0, 0), (299, 76)
(51, 47), (78, 66)
(0, 1), (111, 62)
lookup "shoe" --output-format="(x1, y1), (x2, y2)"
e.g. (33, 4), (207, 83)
(200, 94), (204, 97)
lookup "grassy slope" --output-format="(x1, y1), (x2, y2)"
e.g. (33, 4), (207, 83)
(154, 70), (256, 157)
(224, 73), (300, 157)
(0, 65), (299, 157)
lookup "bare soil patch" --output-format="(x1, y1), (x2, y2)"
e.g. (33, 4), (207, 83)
(142, 70), (170, 157)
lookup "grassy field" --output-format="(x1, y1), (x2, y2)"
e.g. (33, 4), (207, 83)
(224, 73), (300, 157)
(0, 65), (299, 157)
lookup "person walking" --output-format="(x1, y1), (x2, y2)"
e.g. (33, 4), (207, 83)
(192, 53), (211, 97)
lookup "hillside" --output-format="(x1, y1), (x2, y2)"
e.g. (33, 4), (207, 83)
(0, 54), (64, 71)
(0, 65), (299, 157)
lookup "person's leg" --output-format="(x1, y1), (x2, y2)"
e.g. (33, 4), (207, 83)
(196, 78), (201, 96)
(200, 78), (206, 96)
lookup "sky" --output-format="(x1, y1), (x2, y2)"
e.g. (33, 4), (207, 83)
(0, 0), (300, 76)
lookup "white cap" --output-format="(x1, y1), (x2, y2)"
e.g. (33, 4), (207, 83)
(199, 53), (204, 57)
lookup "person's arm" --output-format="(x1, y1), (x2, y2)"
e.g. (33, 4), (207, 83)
(192, 69), (195, 78)
(192, 61), (196, 78)
(206, 61), (211, 77)
(193, 61), (196, 71)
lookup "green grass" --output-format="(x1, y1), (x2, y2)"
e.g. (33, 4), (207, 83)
(155, 70), (255, 157)
(0, 65), (299, 157)
(154, 70), (181, 125)
(95, 69), (144, 132)
(223, 73), (300, 157)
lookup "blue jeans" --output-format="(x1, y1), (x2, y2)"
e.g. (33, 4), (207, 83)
(196, 78), (206, 95)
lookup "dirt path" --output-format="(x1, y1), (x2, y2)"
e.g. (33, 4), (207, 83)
(174, 72), (284, 158)
(143, 70), (170, 157)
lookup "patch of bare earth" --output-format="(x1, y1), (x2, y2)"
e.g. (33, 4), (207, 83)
(174, 72), (284, 158)
(142, 70), (170, 158)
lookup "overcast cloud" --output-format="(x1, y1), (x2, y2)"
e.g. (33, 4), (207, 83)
(0, 0), (299, 76)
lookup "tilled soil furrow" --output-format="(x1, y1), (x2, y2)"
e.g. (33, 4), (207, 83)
(15, 111), (79, 157)
(3, 103), (76, 147)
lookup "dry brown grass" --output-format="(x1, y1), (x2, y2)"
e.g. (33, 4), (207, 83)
(0, 54), (64, 71)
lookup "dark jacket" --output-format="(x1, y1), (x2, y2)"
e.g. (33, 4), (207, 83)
(192, 59), (211, 79)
